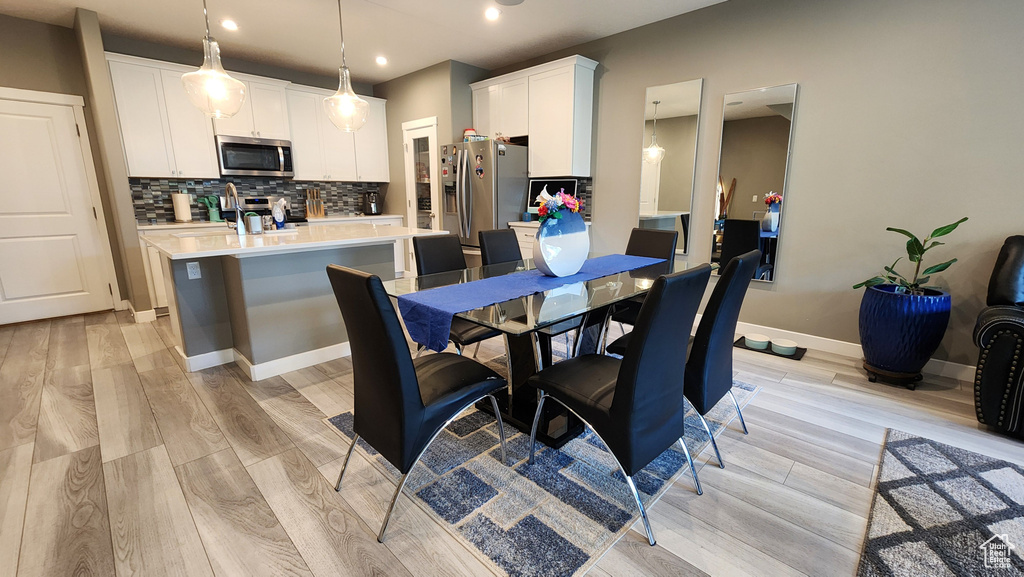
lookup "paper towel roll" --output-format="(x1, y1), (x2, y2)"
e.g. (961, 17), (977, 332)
(172, 192), (193, 222)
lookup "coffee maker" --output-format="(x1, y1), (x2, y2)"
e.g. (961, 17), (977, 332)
(363, 191), (382, 215)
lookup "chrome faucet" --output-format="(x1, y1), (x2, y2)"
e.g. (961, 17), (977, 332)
(225, 182), (246, 235)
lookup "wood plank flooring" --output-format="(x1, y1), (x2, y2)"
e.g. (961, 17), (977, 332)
(0, 311), (1021, 577)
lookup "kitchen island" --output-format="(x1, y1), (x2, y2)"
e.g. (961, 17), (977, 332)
(144, 223), (443, 380)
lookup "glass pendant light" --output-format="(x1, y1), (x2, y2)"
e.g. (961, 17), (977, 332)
(643, 100), (666, 164)
(181, 0), (246, 119)
(324, 0), (369, 131)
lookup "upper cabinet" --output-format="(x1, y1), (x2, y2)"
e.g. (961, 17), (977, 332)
(286, 86), (388, 182)
(108, 54), (219, 178)
(214, 75), (290, 140)
(353, 97), (390, 182)
(471, 55), (596, 178)
(107, 53), (388, 183)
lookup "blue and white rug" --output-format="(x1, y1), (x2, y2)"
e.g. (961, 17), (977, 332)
(327, 381), (758, 577)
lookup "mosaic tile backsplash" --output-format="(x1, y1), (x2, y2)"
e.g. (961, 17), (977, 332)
(131, 177), (381, 224)
(576, 177), (593, 221)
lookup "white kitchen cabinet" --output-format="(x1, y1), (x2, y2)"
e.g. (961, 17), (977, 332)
(286, 86), (357, 181)
(354, 97), (390, 182)
(108, 55), (219, 178)
(214, 75), (291, 140)
(471, 55), (596, 178)
(108, 59), (176, 178)
(472, 79), (527, 140)
(159, 69), (219, 178)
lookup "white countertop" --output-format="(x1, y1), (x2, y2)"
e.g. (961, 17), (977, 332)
(144, 222), (439, 260)
(138, 214), (403, 232)
(639, 210), (689, 219)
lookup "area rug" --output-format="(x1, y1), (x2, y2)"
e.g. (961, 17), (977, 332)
(857, 429), (1024, 576)
(326, 381), (758, 577)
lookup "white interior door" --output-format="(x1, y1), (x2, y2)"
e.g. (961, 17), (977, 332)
(401, 117), (439, 273)
(0, 97), (116, 323)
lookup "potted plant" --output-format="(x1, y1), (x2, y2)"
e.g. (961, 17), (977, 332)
(853, 217), (968, 388)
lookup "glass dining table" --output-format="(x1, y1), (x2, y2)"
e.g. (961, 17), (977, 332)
(383, 255), (678, 448)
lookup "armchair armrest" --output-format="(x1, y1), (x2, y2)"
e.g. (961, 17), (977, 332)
(974, 305), (1024, 348)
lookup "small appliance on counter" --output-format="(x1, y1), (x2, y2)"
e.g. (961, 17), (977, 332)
(171, 192), (193, 222)
(363, 191), (382, 215)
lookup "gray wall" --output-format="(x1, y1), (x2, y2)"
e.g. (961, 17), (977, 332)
(0, 13), (129, 299)
(718, 116), (791, 220)
(488, 0), (1024, 364)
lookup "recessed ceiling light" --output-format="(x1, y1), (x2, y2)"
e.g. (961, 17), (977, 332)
(485, 7), (501, 21)
(375, 56), (388, 65)
(496, 0), (524, 5)
(726, 101), (743, 106)
(220, 19), (238, 31)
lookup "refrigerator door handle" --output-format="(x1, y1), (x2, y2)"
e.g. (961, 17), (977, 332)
(464, 150), (473, 239)
(454, 149), (464, 238)
(460, 150), (470, 238)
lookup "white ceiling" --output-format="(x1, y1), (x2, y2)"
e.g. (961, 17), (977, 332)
(723, 83), (797, 121)
(1, 0), (725, 85)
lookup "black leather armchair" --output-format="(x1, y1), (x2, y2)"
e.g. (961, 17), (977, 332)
(974, 236), (1024, 439)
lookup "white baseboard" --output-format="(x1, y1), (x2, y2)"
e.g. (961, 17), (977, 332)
(116, 299), (130, 312)
(173, 345), (234, 373)
(233, 342), (352, 381)
(712, 315), (978, 382)
(128, 301), (156, 323)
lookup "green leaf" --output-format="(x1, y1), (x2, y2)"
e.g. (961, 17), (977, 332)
(853, 276), (886, 289)
(883, 265), (908, 281)
(929, 217), (968, 239)
(906, 237), (925, 262)
(922, 258), (957, 275)
(915, 276), (930, 285)
(924, 241), (945, 251)
(552, 211), (563, 219)
(886, 227), (918, 242)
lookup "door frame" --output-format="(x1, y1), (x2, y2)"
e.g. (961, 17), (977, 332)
(401, 116), (440, 273)
(0, 86), (122, 314)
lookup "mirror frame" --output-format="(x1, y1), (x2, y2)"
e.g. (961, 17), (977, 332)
(637, 78), (704, 256)
(711, 82), (799, 282)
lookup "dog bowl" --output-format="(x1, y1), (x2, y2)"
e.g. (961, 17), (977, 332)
(744, 333), (770, 350)
(771, 338), (798, 356)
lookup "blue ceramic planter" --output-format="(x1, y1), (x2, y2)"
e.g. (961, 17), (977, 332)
(533, 211), (589, 277)
(859, 284), (951, 375)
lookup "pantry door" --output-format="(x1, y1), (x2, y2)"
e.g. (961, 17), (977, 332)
(0, 90), (117, 324)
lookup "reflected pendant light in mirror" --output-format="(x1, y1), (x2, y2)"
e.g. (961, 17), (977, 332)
(181, 0), (246, 118)
(643, 100), (666, 164)
(324, 0), (369, 131)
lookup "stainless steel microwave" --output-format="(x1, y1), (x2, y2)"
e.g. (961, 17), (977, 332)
(216, 135), (293, 178)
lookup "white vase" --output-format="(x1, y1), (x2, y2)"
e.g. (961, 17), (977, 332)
(533, 211), (589, 277)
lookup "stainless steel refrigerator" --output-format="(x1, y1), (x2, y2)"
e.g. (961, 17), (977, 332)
(440, 141), (528, 248)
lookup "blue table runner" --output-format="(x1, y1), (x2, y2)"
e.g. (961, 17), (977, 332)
(398, 254), (664, 352)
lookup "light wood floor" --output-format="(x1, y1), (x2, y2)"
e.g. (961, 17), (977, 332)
(1, 312), (1021, 577)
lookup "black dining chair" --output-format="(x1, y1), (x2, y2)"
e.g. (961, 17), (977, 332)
(600, 228), (678, 351)
(683, 249), (760, 469)
(326, 265), (509, 542)
(413, 234), (502, 355)
(479, 229), (523, 266)
(720, 219), (772, 280)
(526, 265), (712, 546)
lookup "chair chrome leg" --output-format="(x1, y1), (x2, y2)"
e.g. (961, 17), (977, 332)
(486, 394), (508, 466)
(334, 433), (360, 492)
(454, 342), (463, 356)
(539, 395), (658, 545)
(624, 474), (656, 546)
(415, 345), (425, 358)
(678, 437), (703, 495)
(472, 341), (481, 358)
(528, 393), (547, 465)
(598, 309), (613, 355)
(378, 470), (412, 542)
(374, 391), (506, 542)
(728, 389), (748, 434)
(696, 412), (724, 468)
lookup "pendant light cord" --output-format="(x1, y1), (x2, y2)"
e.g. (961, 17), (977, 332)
(651, 100), (660, 140)
(337, 0), (348, 68)
(201, 0), (211, 39)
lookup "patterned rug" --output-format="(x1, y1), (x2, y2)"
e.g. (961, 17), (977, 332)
(326, 381), (758, 577)
(858, 430), (1024, 576)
